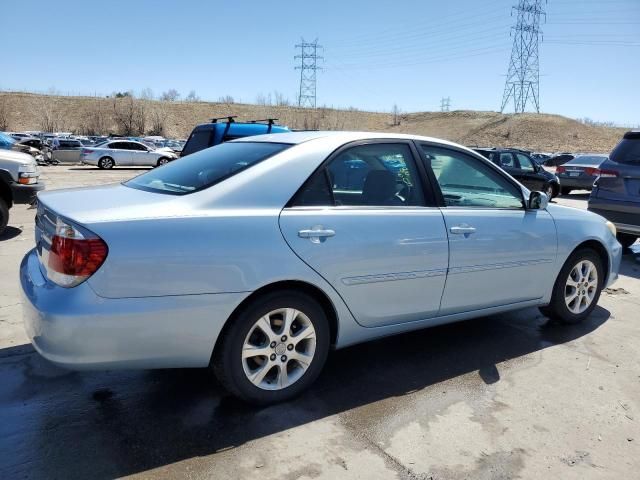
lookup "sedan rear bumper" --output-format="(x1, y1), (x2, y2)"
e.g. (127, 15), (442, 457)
(20, 249), (247, 370)
(558, 176), (595, 190)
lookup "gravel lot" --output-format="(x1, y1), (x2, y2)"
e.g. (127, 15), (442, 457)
(1, 165), (639, 480)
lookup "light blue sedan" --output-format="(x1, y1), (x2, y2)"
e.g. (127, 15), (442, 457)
(21, 132), (622, 404)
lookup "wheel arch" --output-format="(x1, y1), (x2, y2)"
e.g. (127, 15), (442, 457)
(211, 280), (339, 362)
(570, 239), (610, 285)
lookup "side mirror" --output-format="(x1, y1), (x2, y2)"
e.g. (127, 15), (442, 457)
(529, 191), (549, 210)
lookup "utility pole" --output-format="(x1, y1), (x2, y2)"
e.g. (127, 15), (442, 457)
(295, 38), (323, 108)
(440, 97), (451, 112)
(500, 0), (546, 113)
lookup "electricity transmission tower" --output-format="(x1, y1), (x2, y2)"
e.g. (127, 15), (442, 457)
(295, 39), (323, 108)
(440, 97), (451, 112)
(500, 0), (546, 113)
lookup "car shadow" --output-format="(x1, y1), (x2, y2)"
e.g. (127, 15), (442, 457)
(0, 306), (610, 479)
(0, 226), (22, 241)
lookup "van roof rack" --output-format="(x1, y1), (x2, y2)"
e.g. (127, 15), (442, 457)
(247, 118), (279, 125)
(211, 116), (237, 123)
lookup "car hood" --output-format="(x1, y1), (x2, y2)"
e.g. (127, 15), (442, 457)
(0, 148), (38, 165)
(546, 202), (603, 223)
(37, 183), (193, 225)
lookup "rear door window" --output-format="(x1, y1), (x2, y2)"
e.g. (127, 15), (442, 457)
(515, 153), (535, 172)
(125, 141), (291, 195)
(292, 143), (426, 207)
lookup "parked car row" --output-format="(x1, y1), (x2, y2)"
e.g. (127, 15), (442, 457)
(472, 147), (561, 198)
(0, 132), (185, 166)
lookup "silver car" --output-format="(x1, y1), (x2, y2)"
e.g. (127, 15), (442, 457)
(50, 138), (84, 163)
(80, 140), (178, 168)
(21, 132), (621, 404)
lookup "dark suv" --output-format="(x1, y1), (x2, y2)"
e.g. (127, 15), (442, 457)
(473, 147), (561, 198)
(588, 130), (640, 248)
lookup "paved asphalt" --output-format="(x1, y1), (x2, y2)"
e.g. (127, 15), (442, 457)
(1, 166), (638, 480)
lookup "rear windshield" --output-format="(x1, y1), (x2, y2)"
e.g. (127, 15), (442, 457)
(610, 138), (640, 164)
(567, 155), (607, 166)
(125, 141), (291, 195)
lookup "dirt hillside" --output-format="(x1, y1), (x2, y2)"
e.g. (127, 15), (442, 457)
(0, 92), (626, 153)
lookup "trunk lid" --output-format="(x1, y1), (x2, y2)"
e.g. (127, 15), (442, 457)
(36, 183), (190, 224)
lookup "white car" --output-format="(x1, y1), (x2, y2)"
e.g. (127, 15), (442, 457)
(80, 140), (178, 169)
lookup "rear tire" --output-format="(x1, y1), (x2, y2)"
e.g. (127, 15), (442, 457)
(617, 232), (638, 249)
(561, 187), (572, 195)
(539, 248), (603, 324)
(213, 290), (330, 405)
(0, 198), (9, 236)
(98, 157), (114, 169)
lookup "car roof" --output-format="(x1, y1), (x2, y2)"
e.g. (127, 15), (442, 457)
(232, 130), (470, 149)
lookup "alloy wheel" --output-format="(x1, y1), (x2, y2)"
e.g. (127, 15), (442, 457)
(564, 260), (598, 314)
(241, 308), (316, 390)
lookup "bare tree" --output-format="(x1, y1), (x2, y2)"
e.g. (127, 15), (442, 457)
(112, 96), (145, 135)
(82, 99), (109, 135)
(217, 95), (234, 104)
(160, 89), (180, 102)
(38, 97), (64, 132)
(139, 87), (154, 100)
(273, 91), (290, 107)
(148, 104), (167, 136)
(0, 96), (9, 131)
(185, 90), (200, 102)
(255, 92), (272, 106)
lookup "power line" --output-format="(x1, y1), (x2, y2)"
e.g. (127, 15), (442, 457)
(295, 38), (323, 108)
(500, 0), (546, 114)
(440, 97), (451, 112)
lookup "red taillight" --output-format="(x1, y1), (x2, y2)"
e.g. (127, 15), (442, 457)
(584, 167), (599, 176)
(44, 218), (108, 287)
(556, 166), (566, 174)
(598, 169), (618, 178)
(49, 236), (108, 277)
(81, 148), (94, 155)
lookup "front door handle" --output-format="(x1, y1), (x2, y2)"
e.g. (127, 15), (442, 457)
(298, 226), (335, 244)
(450, 224), (476, 236)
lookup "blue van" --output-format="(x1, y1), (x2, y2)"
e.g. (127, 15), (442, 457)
(181, 117), (290, 157)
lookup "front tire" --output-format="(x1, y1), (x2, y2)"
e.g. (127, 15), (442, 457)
(98, 157), (114, 169)
(617, 232), (638, 249)
(156, 157), (170, 167)
(213, 290), (330, 405)
(539, 248), (603, 324)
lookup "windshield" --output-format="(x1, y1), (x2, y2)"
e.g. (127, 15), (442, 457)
(125, 141), (291, 195)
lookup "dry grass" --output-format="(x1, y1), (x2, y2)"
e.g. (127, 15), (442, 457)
(0, 92), (626, 153)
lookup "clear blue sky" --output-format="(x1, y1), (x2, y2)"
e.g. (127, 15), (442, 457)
(1, 0), (638, 125)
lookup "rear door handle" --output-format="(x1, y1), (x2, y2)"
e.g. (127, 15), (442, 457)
(450, 224), (476, 236)
(298, 226), (335, 244)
